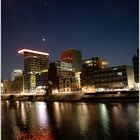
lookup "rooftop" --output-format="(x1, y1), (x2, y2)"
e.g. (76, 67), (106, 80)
(18, 49), (49, 56)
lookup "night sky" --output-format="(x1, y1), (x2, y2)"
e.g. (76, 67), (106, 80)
(2, 0), (138, 80)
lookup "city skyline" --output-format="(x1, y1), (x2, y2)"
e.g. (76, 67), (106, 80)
(2, 0), (138, 80)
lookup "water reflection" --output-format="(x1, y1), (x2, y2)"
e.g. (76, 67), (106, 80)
(2, 101), (139, 140)
(21, 102), (26, 125)
(98, 103), (110, 137)
(77, 103), (89, 135)
(36, 102), (48, 128)
(2, 101), (55, 140)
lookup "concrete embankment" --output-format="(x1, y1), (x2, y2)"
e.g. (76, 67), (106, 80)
(81, 91), (139, 102)
(1, 91), (139, 102)
(1, 93), (84, 102)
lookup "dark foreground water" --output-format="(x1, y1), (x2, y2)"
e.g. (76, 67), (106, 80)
(1, 101), (139, 140)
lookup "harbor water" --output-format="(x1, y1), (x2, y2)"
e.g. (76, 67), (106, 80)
(1, 101), (139, 140)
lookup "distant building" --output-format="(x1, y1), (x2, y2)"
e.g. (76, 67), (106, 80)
(81, 57), (109, 86)
(132, 49), (139, 83)
(18, 49), (49, 91)
(82, 57), (109, 69)
(10, 76), (23, 94)
(94, 65), (135, 90)
(48, 61), (79, 92)
(1, 83), (3, 94)
(11, 70), (23, 81)
(60, 49), (82, 72)
(3, 80), (11, 94)
(3, 70), (24, 94)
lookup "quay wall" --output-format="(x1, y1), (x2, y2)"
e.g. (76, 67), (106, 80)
(1, 91), (139, 102)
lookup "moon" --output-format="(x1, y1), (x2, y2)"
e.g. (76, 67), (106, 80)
(42, 38), (46, 42)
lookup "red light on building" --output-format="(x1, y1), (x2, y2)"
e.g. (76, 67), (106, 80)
(18, 49), (49, 56)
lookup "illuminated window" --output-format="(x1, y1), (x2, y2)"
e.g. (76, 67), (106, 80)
(88, 63), (93, 66)
(118, 72), (122, 76)
(113, 68), (117, 70)
(85, 60), (92, 64)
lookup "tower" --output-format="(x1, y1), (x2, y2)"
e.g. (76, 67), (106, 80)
(18, 49), (49, 91)
(60, 49), (82, 72)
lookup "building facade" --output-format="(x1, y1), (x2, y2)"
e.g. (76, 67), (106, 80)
(3, 75), (23, 94)
(48, 61), (79, 92)
(81, 57), (109, 86)
(60, 49), (82, 72)
(94, 65), (135, 90)
(3, 80), (11, 94)
(132, 48), (139, 83)
(18, 49), (49, 91)
(10, 76), (23, 94)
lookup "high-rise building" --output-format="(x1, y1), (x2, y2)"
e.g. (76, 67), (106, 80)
(132, 49), (139, 83)
(60, 49), (82, 72)
(18, 49), (49, 91)
(81, 57), (109, 86)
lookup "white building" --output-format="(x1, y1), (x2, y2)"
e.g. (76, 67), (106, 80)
(11, 70), (23, 81)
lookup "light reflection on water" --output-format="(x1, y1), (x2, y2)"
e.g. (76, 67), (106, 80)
(1, 101), (139, 140)
(36, 102), (49, 128)
(98, 104), (110, 137)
